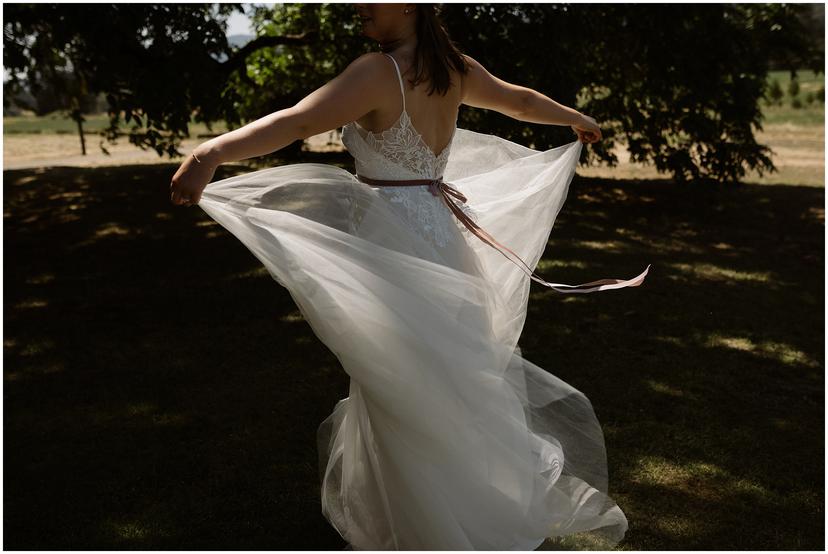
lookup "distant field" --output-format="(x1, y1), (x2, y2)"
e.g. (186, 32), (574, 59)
(6, 70), (821, 133)
(3, 69), (824, 186)
(2, 114), (231, 137)
(578, 69), (824, 187)
(761, 69), (824, 126)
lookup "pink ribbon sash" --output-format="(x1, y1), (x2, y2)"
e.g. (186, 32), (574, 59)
(356, 173), (650, 294)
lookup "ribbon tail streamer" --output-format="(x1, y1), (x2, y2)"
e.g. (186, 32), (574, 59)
(438, 180), (650, 294)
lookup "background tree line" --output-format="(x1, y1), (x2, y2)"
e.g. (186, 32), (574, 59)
(3, 3), (823, 182)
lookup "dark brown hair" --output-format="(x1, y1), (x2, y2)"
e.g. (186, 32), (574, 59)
(382, 4), (469, 97)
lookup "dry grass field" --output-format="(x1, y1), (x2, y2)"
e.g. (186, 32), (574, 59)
(3, 119), (825, 187)
(2, 118), (824, 186)
(3, 68), (825, 186)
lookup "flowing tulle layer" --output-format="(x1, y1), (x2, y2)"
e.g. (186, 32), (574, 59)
(197, 131), (629, 549)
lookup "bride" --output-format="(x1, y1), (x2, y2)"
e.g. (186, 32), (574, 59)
(170, 3), (648, 550)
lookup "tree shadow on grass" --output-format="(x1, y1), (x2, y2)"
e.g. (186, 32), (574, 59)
(3, 160), (823, 550)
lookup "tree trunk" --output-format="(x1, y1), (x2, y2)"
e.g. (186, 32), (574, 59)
(76, 116), (86, 156)
(71, 105), (86, 156)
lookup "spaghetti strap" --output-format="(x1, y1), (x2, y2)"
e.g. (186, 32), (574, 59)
(383, 53), (405, 112)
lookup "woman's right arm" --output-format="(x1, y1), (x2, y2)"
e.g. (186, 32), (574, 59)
(194, 52), (390, 166)
(460, 54), (601, 143)
(170, 52), (390, 206)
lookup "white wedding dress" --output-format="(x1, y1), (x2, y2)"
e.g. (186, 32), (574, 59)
(197, 52), (648, 550)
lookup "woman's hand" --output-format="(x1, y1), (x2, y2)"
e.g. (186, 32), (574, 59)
(169, 148), (218, 207)
(571, 113), (603, 144)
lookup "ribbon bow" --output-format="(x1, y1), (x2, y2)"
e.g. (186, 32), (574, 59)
(427, 177), (467, 204)
(427, 178), (446, 198)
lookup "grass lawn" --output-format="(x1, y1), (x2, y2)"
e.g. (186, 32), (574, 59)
(3, 154), (823, 549)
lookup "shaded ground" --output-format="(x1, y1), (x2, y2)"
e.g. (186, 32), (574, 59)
(3, 156), (824, 549)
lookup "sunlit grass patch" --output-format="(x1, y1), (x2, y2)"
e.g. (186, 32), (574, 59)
(14, 299), (49, 309)
(280, 311), (306, 323)
(535, 258), (589, 271)
(704, 334), (820, 368)
(101, 516), (174, 543)
(573, 239), (629, 252)
(226, 266), (270, 281)
(94, 222), (131, 238)
(667, 262), (775, 283)
(644, 379), (687, 398)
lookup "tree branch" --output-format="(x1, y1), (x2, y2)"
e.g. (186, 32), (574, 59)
(220, 30), (319, 76)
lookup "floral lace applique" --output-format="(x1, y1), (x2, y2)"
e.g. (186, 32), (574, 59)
(355, 111), (455, 178)
(345, 186), (368, 236)
(379, 187), (479, 249)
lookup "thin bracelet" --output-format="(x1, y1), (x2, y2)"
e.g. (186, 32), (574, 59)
(191, 152), (202, 163)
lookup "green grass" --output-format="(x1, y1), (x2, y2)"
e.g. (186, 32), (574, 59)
(767, 68), (824, 95)
(3, 157), (823, 549)
(761, 69), (825, 126)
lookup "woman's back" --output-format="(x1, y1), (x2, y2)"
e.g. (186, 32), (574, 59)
(353, 51), (463, 160)
(342, 52), (462, 185)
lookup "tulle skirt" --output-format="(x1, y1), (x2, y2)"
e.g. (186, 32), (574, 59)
(197, 130), (629, 550)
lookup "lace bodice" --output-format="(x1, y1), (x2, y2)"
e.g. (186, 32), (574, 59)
(340, 52), (478, 249)
(351, 109), (455, 178)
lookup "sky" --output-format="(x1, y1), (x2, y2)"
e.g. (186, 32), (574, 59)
(226, 6), (254, 36)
